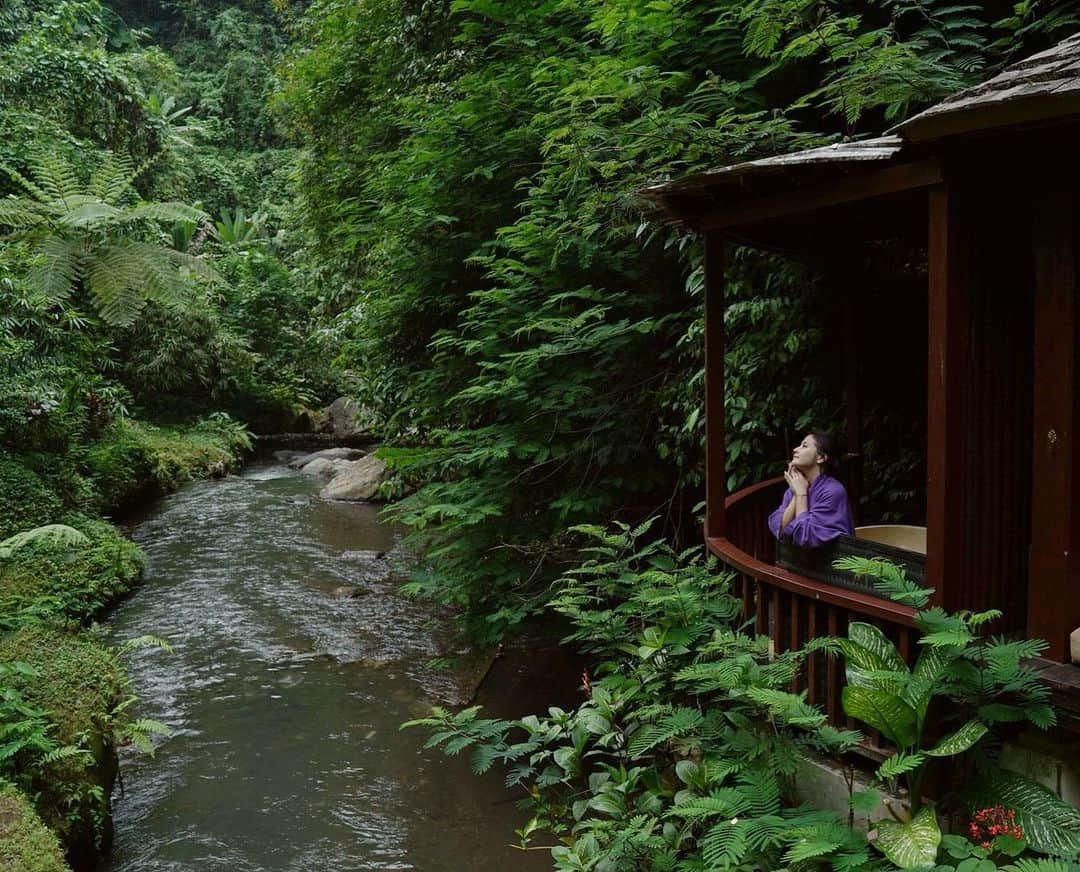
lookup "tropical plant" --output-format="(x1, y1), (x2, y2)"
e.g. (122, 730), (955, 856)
(0, 661), (90, 795)
(821, 557), (1076, 867)
(212, 207), (266, 248)
(0, 524), (90, 559)
(407, 522), (880, 870)
(0, 149), (218, 326)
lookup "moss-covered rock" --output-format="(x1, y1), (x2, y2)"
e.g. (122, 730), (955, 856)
(0, 626), (125, 868)
(83, 418), (245, 511)
(0, 783), (69, 872)
(0, 455), (63, 540)
(0, 514), (144, 624)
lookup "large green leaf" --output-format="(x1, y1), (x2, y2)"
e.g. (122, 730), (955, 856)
(926, 720), (987, 757)
(972, 769), (1080, 859)
(873, 805), (942, 869)
(906, 644), (959, 725)
(842, 685), (919, 748)
(848, 622), (908, 674)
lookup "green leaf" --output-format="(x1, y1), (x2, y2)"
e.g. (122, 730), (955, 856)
(873, 805), (942, 868)
(972, 769), (1080, 858)
(842, 685), (919, 748)
(877, 750), (926, 780)
(926, 720), (987, 757)
(848, 622), (908, 675)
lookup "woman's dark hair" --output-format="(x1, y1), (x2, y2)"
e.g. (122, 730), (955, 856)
(808, 432), (839, 477)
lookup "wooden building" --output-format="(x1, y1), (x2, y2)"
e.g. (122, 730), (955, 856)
(645, 34), (1080, 730)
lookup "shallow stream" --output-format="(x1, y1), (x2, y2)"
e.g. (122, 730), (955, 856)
(99, 461), (553, 871)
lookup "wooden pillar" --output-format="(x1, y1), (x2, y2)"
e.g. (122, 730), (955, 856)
(926, 186), (967, 608)
(1028, 187), (1080, 661)
(704, 232), (727, 541)
(842, 277), (863, 524)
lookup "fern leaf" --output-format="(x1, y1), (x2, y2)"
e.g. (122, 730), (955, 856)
(877, 749), (926, 779)
(27, 236), (84, 303)
(701, 819), (748, 868)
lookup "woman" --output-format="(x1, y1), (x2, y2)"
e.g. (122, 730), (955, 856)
(767, 432), (853, 547)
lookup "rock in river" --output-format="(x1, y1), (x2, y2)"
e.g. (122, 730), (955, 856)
(287, 447), (367, 469)
(298, 457), (347, 479)
(320, 455), (388, 502)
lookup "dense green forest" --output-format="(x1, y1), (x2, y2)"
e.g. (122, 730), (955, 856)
(1, 0), (1079, 868)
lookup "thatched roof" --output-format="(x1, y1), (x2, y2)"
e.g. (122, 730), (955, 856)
(644, 32), (1080, 233)
(895, 32), (1080, 142)
(642, 136), (903, 198)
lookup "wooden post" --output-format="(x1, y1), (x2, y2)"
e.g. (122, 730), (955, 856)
(843, 276), (862, 524)
(1028, 187), (1080, 661)
(926, 186), (966, 608)
(704, 232), (727, 541)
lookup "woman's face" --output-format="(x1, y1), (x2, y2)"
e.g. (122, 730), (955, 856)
(791, 435), (822, 471)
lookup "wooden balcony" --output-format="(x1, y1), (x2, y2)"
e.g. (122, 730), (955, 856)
(711, 477), (918, 746)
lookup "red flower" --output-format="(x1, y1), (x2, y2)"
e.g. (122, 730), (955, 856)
(968, 806), (1024, 848)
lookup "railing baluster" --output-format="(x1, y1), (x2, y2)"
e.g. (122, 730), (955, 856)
(717, 478), (915, 757)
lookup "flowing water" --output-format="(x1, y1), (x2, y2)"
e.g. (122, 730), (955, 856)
(100, 461), (554, 871)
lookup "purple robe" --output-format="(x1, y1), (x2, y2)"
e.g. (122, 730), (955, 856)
(767, 474), (853, 547)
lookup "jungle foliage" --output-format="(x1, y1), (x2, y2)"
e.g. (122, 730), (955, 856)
(409, 525), (1078, 871)
(278, 0), (1080, 640)
(0, 1), (321, 863)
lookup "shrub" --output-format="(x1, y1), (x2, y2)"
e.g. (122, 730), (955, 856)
(0, 513), (144, 626)
(82, 417), (248, 511)
(0, 455), (62, 541)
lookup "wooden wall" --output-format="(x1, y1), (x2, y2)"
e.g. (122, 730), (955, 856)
(928, 175), (1033, 632)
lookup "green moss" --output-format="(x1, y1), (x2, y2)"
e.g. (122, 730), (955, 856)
(0, 783), (68, 872)
(0, 455), (63, 541)
(83, 418), (244, 511)
(0, 513), (144, 625)
(0, 626), (125, 862)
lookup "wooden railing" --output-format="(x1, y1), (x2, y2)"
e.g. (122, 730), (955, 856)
(711, 478), (918, 748)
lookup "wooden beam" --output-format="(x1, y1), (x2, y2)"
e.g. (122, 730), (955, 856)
(1028, 187), (1080, 661)
(704, 232), (727, 540)
(698, 159), (943, 232)
(925, 186), (967, 608)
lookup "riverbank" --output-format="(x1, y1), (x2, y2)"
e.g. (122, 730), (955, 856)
(0, 416), (251, 870)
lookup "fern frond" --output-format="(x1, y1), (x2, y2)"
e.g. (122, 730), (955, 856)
(87, 245), (145, 327)
(33, 149), (83, 204)
(127, 202), (206, 225)
(0, 195), (48, 229)
(701, 819), (748, 868)
(27, 236), (84, 303)
(877, 749), (926, 779)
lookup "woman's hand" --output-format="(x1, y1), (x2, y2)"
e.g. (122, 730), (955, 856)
(784, 463), (808, 496)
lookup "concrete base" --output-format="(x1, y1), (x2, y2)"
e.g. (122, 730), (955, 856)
(792, 752), (905, 831)
(1001, 733), (1080, 809)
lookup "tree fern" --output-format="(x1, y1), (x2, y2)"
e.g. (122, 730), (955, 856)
(0, 149), (216, 326)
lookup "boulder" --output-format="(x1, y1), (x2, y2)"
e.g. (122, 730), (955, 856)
(327, 397), (363, 437)
(320, 455), (388, 502)
(299, 457), (347, 479)
(274, 450), (308, 464)
(287, 447), (367, 469)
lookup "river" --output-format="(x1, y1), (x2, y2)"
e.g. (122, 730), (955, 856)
(99, 461), (556, 871)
